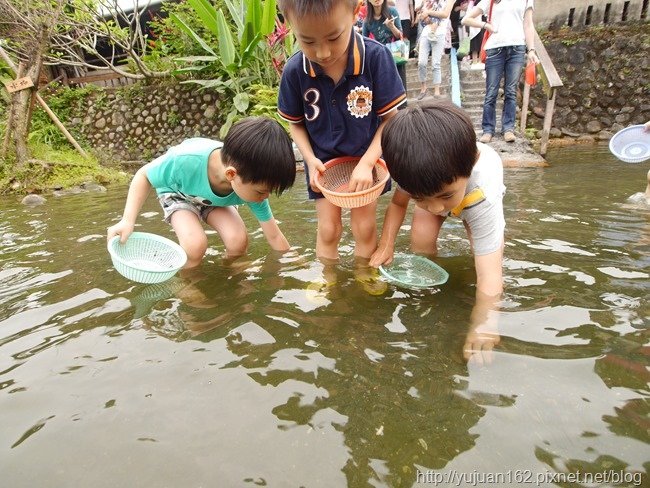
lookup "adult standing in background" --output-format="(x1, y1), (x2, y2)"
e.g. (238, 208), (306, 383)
(364, 0), (407, 91)
(467, 0), (486, 69)
(393, 0), (416, 57)
(462, 0), (539, 143)
(416, 0), (454, 100)
(450, 0), (468, 49)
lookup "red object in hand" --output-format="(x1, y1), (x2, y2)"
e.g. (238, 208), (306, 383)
(525, 62), (537, 86)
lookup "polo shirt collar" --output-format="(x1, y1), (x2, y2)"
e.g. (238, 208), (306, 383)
(302, 29), (366, 78)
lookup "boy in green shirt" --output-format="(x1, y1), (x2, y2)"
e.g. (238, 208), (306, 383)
(107, 117), (296, 268)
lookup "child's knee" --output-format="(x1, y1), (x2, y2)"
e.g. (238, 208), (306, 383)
(318, 219), (343, 244)
(351, 217), (377, 241)
(411, 228), (437, 255)
(182, 234), (208, 266)
(223, 231), (248, 256)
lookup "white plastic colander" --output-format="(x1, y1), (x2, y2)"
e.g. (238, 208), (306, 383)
(609, 125), (650, 163)
(108, 232), (187, 284)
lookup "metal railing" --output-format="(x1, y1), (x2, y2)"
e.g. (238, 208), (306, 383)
(520, 30), (563, 156)
(449, 47), (462, 108)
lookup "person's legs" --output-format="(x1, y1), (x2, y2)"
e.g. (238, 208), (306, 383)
(315, 198), (343, 260)
(470, 29), (484, 64)
(430, 34), (446, 95)
(170, 210), (209, 268)
(204, 206), (248, 258)
(401, 18), (412, 55)
(501, 45), (526, 134)
(482, 47), (505, 137)
(417, 33), (431, 97)
(410, 206), (446, 255)
(350, 200), (379, 258)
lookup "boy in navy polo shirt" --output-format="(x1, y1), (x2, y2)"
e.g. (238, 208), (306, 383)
(278, 0), (407, 261)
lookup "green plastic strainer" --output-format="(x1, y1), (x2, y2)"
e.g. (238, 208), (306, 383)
(379, 254), (449, 288)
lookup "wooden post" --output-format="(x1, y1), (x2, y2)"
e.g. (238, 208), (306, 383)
(520, 82), (531, 133)
(34, 96), (88, 158)
(1, 64), (26, 159)
(540, 88), (556, 157)
(0, 46), (88, 159)
(26, 30), (48, 135)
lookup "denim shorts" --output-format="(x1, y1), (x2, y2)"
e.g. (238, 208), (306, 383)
(158, 193), (217, 223)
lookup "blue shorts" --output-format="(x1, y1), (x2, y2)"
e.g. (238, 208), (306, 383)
(304, 163), (392, 200)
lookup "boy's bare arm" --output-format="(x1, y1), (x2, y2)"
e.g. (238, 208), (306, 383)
(351, 110), (399, 192)
(474, 247), (503, 297)
(369, 188), (411, 267)
(289, 122), (325, 192)
(259, 218), (290, 252)
(463, 247), (504, 364)
(107, 163), (153, 243)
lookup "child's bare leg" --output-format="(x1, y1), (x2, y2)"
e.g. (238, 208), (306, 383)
(205, 206), (248, 258)
(315, 199), (342, 260)
(350, 201), (378, 258)
(410, 206), (446, 255)
(170, 210), (208, 268)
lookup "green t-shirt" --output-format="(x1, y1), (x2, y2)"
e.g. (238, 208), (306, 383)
(146, 138), (273, 222)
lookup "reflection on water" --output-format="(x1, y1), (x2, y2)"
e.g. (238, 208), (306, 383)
(0, 144), (648, 487)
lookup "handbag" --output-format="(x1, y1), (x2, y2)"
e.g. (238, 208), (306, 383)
(525, 62), (536, 86)
(479, 0), (495, 63)
(387, 38), (410, 65)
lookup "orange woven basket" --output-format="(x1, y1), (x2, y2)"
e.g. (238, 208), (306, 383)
(315, 157), (390, 208)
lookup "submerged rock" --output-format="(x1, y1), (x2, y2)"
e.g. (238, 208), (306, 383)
(21, 194), (47, 206)
(80, 182), (107, 192)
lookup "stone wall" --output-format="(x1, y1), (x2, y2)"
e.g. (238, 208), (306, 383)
(68, 82), (221, 161)
(535, 0), (648, 29)
(527, 22), (650, 140)
(66, 23), (649, 158)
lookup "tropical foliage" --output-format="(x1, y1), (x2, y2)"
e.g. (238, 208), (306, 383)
(169, 0), (295, 136)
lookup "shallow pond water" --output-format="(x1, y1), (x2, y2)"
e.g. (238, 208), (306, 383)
(1, 144), (648, 487)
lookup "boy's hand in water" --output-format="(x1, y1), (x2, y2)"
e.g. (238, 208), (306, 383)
(464, 313), (500, 366)
(644, 121), (650, 131)
(107, 219), (134, 244)
(369, 241), (394, 268)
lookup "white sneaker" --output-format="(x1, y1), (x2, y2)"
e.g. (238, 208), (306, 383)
(469, 62), (485, 71)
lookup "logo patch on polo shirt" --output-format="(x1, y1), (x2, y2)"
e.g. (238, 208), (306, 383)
(347, 85), (373, 118)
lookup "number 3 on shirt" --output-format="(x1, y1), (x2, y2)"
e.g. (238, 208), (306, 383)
(304, 88), (321, 122)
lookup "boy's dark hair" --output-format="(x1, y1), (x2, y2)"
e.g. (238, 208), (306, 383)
(381, 101), (478, 198)
(278, 0), (358, 19)
(221, 117), (296, 194)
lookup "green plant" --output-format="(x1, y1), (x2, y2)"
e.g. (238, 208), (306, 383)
(248, 83), (287, 129)
(170, 0), (292, 137)
(167, 110), (181, 127)
(120, 83), (145, 105)
(561, 38), (580, 46)
(28, 84), (96, 150)
(0, 60), (12, 105)
(0, 142), (128, 194)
